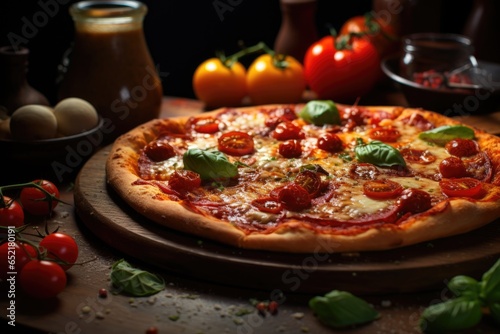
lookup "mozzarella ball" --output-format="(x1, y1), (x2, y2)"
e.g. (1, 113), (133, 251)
(54, 98), (99, 136)
(10, 105), (57, 140)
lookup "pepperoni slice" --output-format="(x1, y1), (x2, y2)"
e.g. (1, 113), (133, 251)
(349, 163), (379, 180)
(218, 131), (254, 156)
(363, 179), (403, 199)
(439, 156), (468, 178)
(401, 113), (434, 131)
(400, 148), (436, 164)
(251, 197), (283, 214)
(463, 152), (492, 182)
(445, 138), (480, 157)
(439, 178), (483, 198)
(279, 139), (302, 158)
(317, 133), (343, 153)
(144, 141), (176, 162)
(396, 188), (432, 214)
(367, 127), (401, 142)
(168, 170), (201, 193)
(271, 121), (305, 140)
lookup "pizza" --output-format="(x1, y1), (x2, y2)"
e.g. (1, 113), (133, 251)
(105, 101), (500, 253)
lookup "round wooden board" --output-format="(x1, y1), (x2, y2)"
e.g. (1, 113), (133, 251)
(74, 145), (500, 295)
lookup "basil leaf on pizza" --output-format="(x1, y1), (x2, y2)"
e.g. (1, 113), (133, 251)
(183, 148), (238, 181)
(355, 140), (406, 167)
(419, 125), (475, 146)
(309, 290), (380, 328)
(299, 100), (340, 126)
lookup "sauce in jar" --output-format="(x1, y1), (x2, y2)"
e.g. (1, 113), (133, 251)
(58, 1), (163, 141)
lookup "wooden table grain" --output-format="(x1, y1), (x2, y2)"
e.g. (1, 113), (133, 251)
(1, 94), (500, 334)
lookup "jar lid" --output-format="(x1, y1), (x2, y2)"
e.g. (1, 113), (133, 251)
(70, 1), (147, 24)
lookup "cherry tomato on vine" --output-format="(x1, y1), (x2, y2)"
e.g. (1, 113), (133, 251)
(0, 196), (24, 227)
(304, 35), (380, 102)
(19, 179), (60, 216)
(39, 232), (78, 271)
(0, 242), (37, 280)
(246, 54), (306, 105)
(192, 58), (247, 108)
(19, 260), (67, 298)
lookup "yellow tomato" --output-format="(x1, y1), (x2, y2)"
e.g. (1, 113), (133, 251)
(246, 54), (306, 105)
(192, 58), (247, 108)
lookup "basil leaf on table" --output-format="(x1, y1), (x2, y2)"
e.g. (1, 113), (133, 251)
(355, 140), (406, 167)
(110, 259), (165, 297)
(183, 148), (238, 181)
(480, 258), (500, 302)
(447, 275), (480, 298)
(419, 297), (482, 333)
(299, 100), (340, 126)
(418, 125), (475, 146)
(309, 290), (380, 328)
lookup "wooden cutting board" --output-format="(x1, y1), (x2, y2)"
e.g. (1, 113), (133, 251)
(74, 145), (500, 295)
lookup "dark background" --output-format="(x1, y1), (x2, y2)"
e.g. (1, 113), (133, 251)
(0, 0), (481, 105)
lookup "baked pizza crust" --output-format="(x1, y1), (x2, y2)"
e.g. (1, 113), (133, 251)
(106, 105), (500, 253)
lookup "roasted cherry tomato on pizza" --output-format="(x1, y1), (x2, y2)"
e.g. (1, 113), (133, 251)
(0, 196), (24, 227)
(193, 58), (247, 108)
(246, 54), (306, 105)
(20, 179), (60, 216)
(363, 179), (403, 199)
(439, 178), (483, 198)
(304, 34), (380, 102)
(218, 131), (254, 156)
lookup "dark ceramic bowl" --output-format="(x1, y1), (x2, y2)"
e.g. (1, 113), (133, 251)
(381, 56), (500, 114)
(0, 117), (105, 183)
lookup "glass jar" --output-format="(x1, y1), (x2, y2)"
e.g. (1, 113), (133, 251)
(58, 0), (163, 141)
(400, 33), (478, 88)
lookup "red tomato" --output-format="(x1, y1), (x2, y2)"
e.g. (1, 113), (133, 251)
(218, 131), (254, 156)
(168, 170), (202, 193)
(272, 183), (311, 211)
(439, 178), (483, 198)
(439, 157), (468, 179)
(271, 121), (304, 141)
(304, 35), (380, 102)
(400, 148), (436, 165)
(19, 260), (67, 298)
(0, 196), (24, 227)
(279, 139), (302, 158)
(0, 242), (37, 280)
(246, 54), (306, 105)
(19, 180), (60, 216)
(192, 58), (247, 108)
(144, 141), (176, 162)
(445, 139), (479, 157)
(251, 197), (283, 214)
(339, 14), (399, 58)
(367, 127), (401, 142)
(363, 179), (403, 199)
(317, 133), (343, 153)
(294, 170), (322, 197)
(189, 116), (221, 134)
(39, 233), (78, 271)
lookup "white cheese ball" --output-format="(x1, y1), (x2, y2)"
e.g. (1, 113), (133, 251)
(10, 105), (58, 140)
(54, 98), (99, 136)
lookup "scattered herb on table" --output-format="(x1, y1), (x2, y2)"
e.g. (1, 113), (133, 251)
(110, 259), (165, 297)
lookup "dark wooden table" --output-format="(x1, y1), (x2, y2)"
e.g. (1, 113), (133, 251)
(1, 93), (500, 334)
